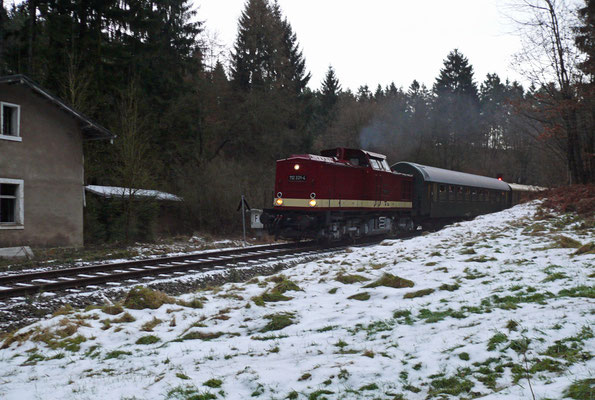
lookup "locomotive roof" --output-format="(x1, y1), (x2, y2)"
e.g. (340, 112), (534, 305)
(391, 162), (511, 191)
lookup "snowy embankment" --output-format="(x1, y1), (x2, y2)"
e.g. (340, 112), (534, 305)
(0, 202), (592, 400)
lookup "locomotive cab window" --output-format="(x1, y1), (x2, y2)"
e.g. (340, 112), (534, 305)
(370, 159), (381, 170)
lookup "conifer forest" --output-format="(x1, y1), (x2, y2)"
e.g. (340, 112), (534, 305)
(0, 0), (593, 240)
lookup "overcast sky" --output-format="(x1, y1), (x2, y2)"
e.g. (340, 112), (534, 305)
(195, 0), (528, 92)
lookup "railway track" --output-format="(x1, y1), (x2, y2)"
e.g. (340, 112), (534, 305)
(0, 241), (329, 300)
(0, 232), (421, 301)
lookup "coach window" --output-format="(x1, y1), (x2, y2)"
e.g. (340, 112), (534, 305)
(439, 184), (446, 201)
(370, 159), (381, 170)
(448, 185), (455, 201)
(0, 102), (21, 142)
(0, 179), (24, 229)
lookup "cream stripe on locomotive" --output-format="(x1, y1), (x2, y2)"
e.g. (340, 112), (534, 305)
(277, 198), (413, 209)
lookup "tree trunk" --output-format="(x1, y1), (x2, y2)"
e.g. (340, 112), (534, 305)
(27, 0), (37, 74)
(0, 0), (4, 74)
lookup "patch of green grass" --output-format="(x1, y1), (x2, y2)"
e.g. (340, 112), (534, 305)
(506, 320), (519, 331)
(553, 235), (582, 248)
(252, 290), (292, 305)
(362, 349), (375, 358)
(574, 243), (595, 255)
(529, 357), (564, 373)
(176, 373), (190, 380)
(428, 374), (474, 397)
(491, 290), (551, 309)
(458, 352), (470, 361)
(141, 317), (163, 332)
(439, 283), (460, 291)
(250, 334), (288, 341)
(425, 261), (438, 266)
(104, 350), (132, 360)
(203, 379), (222, 388)
(328, 287), (338, 294)
(543, 326), (593, 363)
(559, 285), (595, 299)
(487, 332), (508, 351)
(112, 312), (135, 323)
(166, 385), (216, 400)
(359, 383), (378, 391)
(272, 279), (301, 293)
(460, 248), (476, 255)
(136, 335), (160, 345)
(123, 287), (175, 310)
(261, 312), (296, 333)
(564, 378), (595, 400)
(465, 255), (497, 263)
(101, 304), (124, 315)
(543, 272), (568, 282)
(418, 308), (466, 323)
(335, 274), (369, 284)
(252, 279), (300, 306)
(23, 353), (46, 365)
(350, 319), (394, 338)
(364, 273), (414, 289)
(298, 373), (312, 381)
(308, 389), (334, 400)
(52, 304), (74, 316)
(403, 288), (435, 299)
(463, 267), (488, 279)
(348, 292), (370, 301)
(177, 297), (204, 309)
(179, 331), (224, 341)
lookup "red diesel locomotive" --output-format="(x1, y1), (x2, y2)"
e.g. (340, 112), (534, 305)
(260, 148), (415, 240)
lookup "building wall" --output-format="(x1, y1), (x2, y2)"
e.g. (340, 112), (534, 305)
(0, 84), (84, 247)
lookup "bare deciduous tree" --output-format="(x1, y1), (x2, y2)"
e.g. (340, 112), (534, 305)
(114, 80), (154, 243)
(509, 0), (593, 183)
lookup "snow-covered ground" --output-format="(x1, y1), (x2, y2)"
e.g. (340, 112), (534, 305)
(0, 202), (592, 400)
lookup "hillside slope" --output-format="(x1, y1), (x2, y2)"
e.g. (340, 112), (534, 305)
(0, 202), (593, 400)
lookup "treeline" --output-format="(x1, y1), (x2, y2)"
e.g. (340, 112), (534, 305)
(0, 0), (593, 238)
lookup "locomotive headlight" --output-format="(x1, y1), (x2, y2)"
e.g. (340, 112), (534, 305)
(309, 199), (317, 207)
(294, 164), (300, 171)
(275, 198), (284, 206)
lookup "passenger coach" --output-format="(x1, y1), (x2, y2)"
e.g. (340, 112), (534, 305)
(391, 162), (511, 229)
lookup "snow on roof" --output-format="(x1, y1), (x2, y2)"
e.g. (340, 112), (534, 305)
(85, 185), (182, 201)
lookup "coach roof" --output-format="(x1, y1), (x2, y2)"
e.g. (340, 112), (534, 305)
(391, 162), (510, 191)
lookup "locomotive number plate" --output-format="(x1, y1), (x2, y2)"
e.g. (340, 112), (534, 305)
(289, 175), (307, 182)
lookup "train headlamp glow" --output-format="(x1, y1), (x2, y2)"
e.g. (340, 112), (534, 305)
(309, 199), (317, 207)
(293, 164), (300, 171)
(275, 198), (284, 206)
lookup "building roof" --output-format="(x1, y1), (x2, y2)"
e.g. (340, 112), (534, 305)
(85, 185), (182, 201)
(0, 74), (114, 141)
(392, 162), (511, 191)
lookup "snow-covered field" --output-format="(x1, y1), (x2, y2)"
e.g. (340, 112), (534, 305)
(0, 202), (592, 400)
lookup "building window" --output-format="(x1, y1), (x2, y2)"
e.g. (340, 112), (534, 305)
(1, 102), (21, 141)
(0, 179), (24, 228)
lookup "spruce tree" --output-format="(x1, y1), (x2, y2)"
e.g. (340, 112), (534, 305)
(576, 0), (594, 77)
(432, 49), (480, 169)
(320, 65), (341, 111)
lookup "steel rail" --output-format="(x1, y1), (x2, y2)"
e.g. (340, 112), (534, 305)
(0, 232), (420, 300)
(0, 241), (315, 286)
(0, 242), (326, 300)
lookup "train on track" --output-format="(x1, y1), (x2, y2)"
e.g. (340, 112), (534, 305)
(260, 147), (541, 240)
